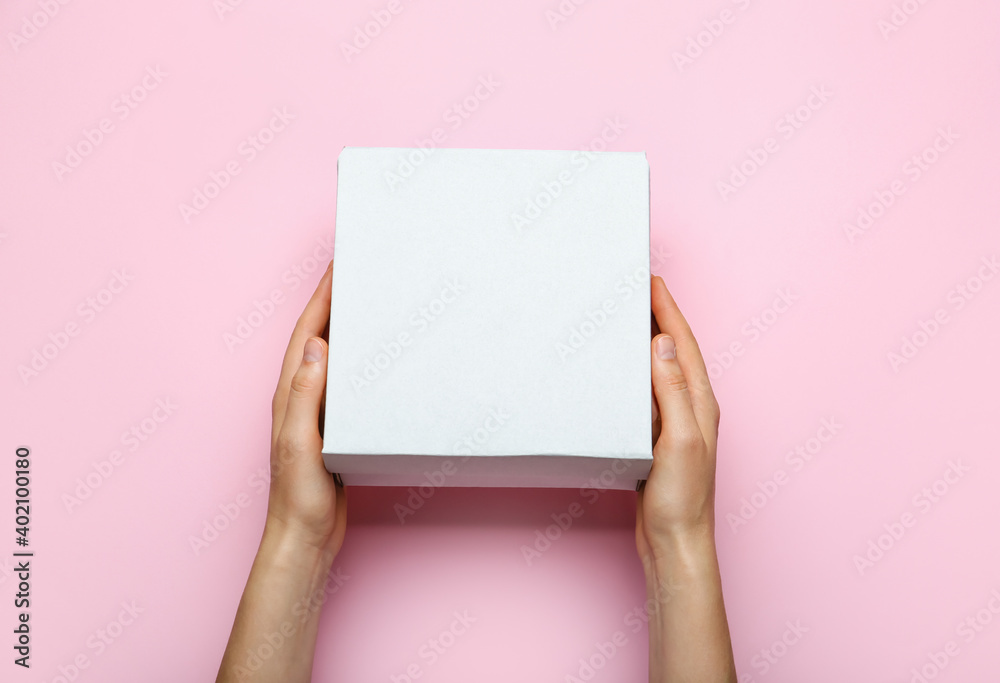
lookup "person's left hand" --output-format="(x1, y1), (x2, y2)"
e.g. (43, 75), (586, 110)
(265, 259), (347, 558)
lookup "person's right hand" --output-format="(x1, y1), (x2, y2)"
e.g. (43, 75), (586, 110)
(636, 275), (722, 563)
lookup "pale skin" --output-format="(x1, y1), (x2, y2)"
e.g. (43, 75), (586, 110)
(216, 262), (736, 682)
(639, 275), (738, 682)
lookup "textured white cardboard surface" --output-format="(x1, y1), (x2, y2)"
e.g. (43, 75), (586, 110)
(322, 146), (652, 489)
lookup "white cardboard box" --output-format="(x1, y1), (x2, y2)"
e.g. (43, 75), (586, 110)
(322, 146), (652, 490)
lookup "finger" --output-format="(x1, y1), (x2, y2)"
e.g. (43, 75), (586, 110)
(651, 276), (720, 445)
(651, 333), (702, 452)
(277, 336), (328, 457)
(272, 260), (334, 442)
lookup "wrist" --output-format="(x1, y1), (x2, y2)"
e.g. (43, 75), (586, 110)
(260, 515), (337, 574)
(641, 527), (723, 637)
(642, 524), (719, 582)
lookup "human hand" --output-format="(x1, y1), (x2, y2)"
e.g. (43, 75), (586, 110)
(265, 259), (346, 557)
(636, 275), (722, 564)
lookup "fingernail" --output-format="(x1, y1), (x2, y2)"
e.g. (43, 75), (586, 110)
(303, 337), (324, 363)
(656, 335), (675, 360)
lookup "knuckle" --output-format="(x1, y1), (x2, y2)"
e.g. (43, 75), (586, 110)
(276, 429), (307, 455)
(673, 429), (704, 451)
(289, 370), (315, 396)
(661, 370), (689, 393)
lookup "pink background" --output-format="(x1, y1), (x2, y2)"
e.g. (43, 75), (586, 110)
(3, 0), (999, 681)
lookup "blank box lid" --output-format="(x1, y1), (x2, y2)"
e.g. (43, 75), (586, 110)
(322, 146), (652, 489)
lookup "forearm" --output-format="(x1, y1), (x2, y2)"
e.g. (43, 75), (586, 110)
(644, 529), (737, 683)
(217, 522), (337, 683)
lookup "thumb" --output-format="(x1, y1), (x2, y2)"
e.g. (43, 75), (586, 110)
(651, 334), (698, 445)
(281, 336), (328, 442)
